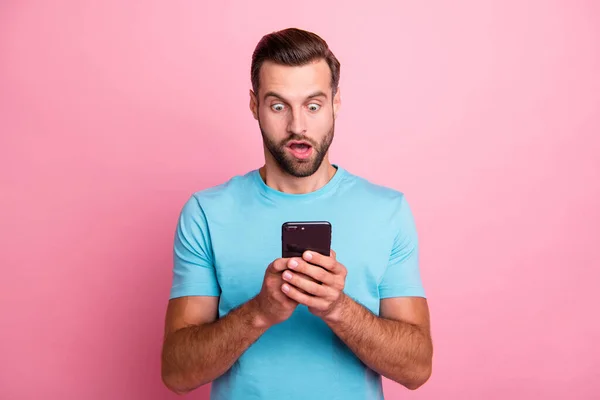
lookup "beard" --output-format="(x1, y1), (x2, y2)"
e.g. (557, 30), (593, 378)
(259, 118), (335, 178)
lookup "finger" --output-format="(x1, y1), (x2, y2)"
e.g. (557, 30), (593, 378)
(269, 258), (289, 273)
(283, 272), (312, 295)
(302, 251), (339, 273)
(282, 270), (334, 299)
(287, 270), (319, 284)
(288, 258), (335, 286)
(281, 282), (329, 310)
(330, 249), (337, 259)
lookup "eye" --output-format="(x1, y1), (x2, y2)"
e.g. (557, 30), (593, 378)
(307, 103), (321, 112)
(271, 103), (286, 112)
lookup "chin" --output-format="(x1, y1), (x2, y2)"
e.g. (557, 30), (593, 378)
(283, 159), (322, 178)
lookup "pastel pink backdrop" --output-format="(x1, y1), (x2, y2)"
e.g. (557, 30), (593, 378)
(1, 1), (598, 399)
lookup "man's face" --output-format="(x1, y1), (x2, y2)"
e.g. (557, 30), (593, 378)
(250, 59), (341, 178)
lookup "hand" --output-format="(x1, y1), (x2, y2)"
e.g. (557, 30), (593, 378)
(280, 250), (348, 322)
(251, 258), (300, 328)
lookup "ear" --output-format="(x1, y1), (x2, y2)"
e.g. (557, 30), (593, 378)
(249, 89), (259, 120)
(333, 87), (341, 119)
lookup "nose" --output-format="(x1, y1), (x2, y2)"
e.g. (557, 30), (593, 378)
(287, 106), (307, 135)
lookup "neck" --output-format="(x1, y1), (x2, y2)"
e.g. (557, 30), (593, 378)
(259, 159), (337, 195)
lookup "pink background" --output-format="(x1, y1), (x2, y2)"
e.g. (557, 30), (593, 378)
(1, 1), (599, 399)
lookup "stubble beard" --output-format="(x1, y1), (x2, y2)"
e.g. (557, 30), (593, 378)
(259, 117), (335, 178)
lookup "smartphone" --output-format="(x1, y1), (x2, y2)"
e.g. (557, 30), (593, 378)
(282, 221), (332, 258)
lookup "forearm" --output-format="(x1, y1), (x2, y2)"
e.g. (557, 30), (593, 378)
(325, 295), (433, 390)
(161, 298), (267, 393)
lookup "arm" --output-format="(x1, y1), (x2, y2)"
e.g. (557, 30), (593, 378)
(162, 195), (265, 393)
(161, 295), (268, 394)
(279, 253), (433, 390)
(279, 194), (432, 389)
(323, 295), (432, 390)
(278, 195), (432, 389)
(327, 194), (432, 388)
(163, 196), (300, 394)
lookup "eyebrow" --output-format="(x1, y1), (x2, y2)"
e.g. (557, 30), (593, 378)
(263, 90), (328, 102)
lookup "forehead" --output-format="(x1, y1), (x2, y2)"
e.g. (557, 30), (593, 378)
(258, 59), (332, 100)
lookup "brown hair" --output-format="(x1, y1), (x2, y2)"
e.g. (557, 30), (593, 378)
(251, 28), (341, 97)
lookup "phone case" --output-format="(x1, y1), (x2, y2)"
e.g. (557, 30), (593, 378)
(281, 221), (331, 258)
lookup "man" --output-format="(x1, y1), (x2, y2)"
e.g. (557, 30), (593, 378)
(161, 27), (433, 399)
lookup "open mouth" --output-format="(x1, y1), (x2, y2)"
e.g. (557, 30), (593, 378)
(286, 141), (313, 159)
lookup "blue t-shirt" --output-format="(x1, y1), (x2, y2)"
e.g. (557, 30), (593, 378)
(169, 165), (426, 400)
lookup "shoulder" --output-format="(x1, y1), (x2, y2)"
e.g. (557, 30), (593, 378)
(179, 169), (257, 217)
(339, 168), (415, 232)
(193, 170), (255, 201)
(340, 167), (409, 206)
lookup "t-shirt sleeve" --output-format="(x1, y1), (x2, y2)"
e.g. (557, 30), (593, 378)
(169, 195), (221, 299)
(378, 195), (426, 299)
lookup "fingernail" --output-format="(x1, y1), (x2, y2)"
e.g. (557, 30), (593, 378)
(289, 259), (298, 269)
(304, 251), (312, 260)
(283, 271), (292, 280)
(282, 284), (289, 292)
